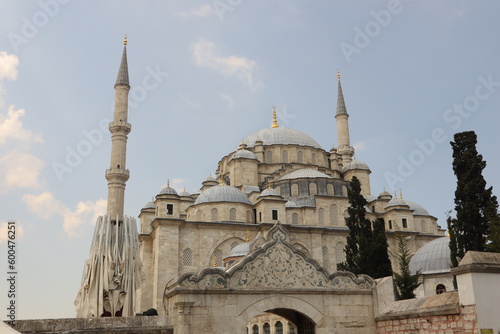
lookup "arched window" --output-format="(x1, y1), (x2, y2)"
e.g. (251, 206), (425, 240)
(246, 210), (252, 223)
(282, 150), (288, 163)
(292, 212), (299, 225)
(318, 208), (325, 225)
(421, 220), (427, 233)
(212, 248), (222, 267)
(229, 207), (236, 221)
(196, 210), (201, 221)
(252, 324), (259, 334)
(330, 204), (339, 226)
(275, 321), (283, 334)
(312, 152), (316, 164)
(291, 184), (299, 197)
(335, 242), (346, 266)
(436, 284), (446, 294)
(182, 248), (192, 266)
(297, 151), (303, 163)
(266, 150), (273, 163)
(263, 323), (270, 334)
(211, 208), (218, 222)
(289, 323), (296, 334)
(327, 184), (334, 196)
(322, 246), (330, 269)
(309, 183), (317, 195)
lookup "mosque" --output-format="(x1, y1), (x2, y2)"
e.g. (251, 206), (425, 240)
(15, 40), (500, 334)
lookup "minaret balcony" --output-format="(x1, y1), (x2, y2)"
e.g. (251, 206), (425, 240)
(109, 121), (132, 135)
(105, 168), (130, 182)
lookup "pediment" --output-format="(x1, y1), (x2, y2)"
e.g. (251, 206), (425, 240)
(166, 223), (374, 294)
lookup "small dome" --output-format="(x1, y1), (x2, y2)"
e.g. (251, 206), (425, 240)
(230, 149), (258, 161)
(277, 169), (333, 181)
(228, 242), (250, 258)
(386, 197), (409, 209)
(342, 160), (370, 173)
(238, 127), (322, 150)
(259, 188), (281, 197)
(285, 200), (299, 208)
(194, 184), (252, 205)
(179, 189), (191, 197)
(378, 190), (392, 200)
(159, 185), (178, 195)
(143, 201), (156, 209)
(406, 200), (430, 216)
(409, 237), (451, 274)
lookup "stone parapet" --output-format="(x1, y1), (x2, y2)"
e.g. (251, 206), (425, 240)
(10, 315), (172, 334)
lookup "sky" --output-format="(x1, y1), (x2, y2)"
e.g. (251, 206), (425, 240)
(0, 0), (499, 320)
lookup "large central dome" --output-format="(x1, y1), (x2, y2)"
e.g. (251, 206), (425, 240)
(238, 127), (323, 150)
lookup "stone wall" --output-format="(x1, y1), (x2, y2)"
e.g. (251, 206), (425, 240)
(11, 316), (173, 334)
(376, 306), (478, 334)
(375, 292), (479, 334)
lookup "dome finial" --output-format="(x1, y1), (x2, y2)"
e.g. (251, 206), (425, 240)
(167, 179), (170, 188)
(212, 255), (217, 267)
(400, 189), (403, 199)
(246, 230), (250, 242)
(271, 106), (279, 128)
(337, 69), (340, 80)
(123, 34), (128, 46)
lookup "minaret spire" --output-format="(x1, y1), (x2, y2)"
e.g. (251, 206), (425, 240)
(105, 36), (132, 221)
(335, 70), (354, 166)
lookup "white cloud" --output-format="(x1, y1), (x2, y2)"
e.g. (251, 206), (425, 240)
(0, 106), (43, 145)
(0, 221), (24, 244)
(62, 199), (107, 237)
(190, 39), (263, 91)
(22, 192), (63, 219)
(221, 94), (234, 109)
(176, 5), (215, 18)
(23, 192), (107, 238)
(0, 151), (44, 193)
(0, 52), (19, 108)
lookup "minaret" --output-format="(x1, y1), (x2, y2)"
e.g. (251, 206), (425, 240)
(335, 71), (354, 166)
(105, 35), (132, 221)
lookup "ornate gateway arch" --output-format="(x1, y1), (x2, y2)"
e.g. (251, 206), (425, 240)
(164, 223), (378, 334)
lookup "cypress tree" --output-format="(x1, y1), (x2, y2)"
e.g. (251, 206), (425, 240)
(338, 177), (392, 278)
(370, 218), (393, 278)
(449, 131), (499, 262)
(393, 233), (421, 299)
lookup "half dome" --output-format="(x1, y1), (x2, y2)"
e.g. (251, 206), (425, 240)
(194, 184), (252, 205)
(277, 168), (333, 181)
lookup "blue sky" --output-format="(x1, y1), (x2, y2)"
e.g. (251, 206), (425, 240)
(0, 1), (499, 319)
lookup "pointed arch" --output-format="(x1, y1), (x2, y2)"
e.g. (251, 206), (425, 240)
(318, 208), (325, 225)
(330, 204), (338, 226)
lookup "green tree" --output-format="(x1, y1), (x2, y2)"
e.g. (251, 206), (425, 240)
(393, 233), (421, 299)
(370, 218), (393, 278)
(449, 131), (499, 262)
(337, 177), (392, 278)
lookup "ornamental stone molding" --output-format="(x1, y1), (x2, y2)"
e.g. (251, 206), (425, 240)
(165, 222), (374, 295)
